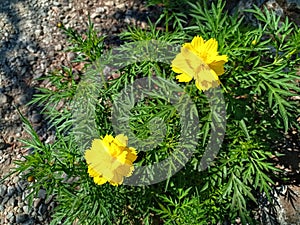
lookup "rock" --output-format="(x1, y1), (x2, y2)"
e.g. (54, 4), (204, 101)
(38, 203), (47, 216)
(37, 215), (44, 222)
(90, 12), (100, 19)
(286, 0), (300, 9)
(16, 181), (26, 193)
(33, 198), (41, 208)
(265, 0), (284, 17)
(37, 189), (46, 200)
(7, 197), (17, 207)
(96, 7), (106, 13)
(2, 196), (9, 204)
(5, 157), (11, 165)
(276, 185), (300, 225)
(6, 212), (14, 220)
(14, 94), (28, 106)
(66, 52), (76, 61)
(16, 214), (29, 224)
(0, 184), (7, 197)
(12, 176), (19, 184)
(7, 136), (14, 143)
(26, 44), (37, 53)
(22, 218), (35, 225)
(7, 186), (15, 197)
(52, 1), (61, 7)
(0, 137), (9, 150)
(23, 205), (29, 214)
(9, 215), (15, 223)
(34, 29), (43, 36)
(0, 93), (8, 104)
(30, 113), (42, 124)
(54, 44), (62, 51)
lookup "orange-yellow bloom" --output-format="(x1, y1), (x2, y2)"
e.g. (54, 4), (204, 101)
(171, 36), (228, 91)
(85, 134), (137, 186)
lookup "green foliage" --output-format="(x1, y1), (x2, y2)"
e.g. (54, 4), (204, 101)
(145, 0), (194, 31)
(11, 0), (300, 225)
(60, 17), (105, 62)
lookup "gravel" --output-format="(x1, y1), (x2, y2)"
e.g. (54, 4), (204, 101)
(0, 0), (299, 224)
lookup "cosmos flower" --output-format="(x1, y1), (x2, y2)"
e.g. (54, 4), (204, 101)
(85, 134), (137, 186)
(171, 36), (228, 91)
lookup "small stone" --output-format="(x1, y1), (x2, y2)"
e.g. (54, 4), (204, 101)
(90, 12), (100, 19)
(0, 184), (7, 197)
(114, 12), (122, 20)
(265, 0), (284, 17)
(27, 55), (38, 63)
(287, 0), (300, 9)
(33, 198), (41, 208)
(23, 205), (29, 214)
(62, 17), (69, 24)
(7, 136), (14, 143)
(96, 7), (105, 13)
(37, 215), (44, 222)
(0, 93), (8, 104)
(16, 214), (29, 224)
(0, 137), (8, 150)
(124, 16), (131, 24)
(7, 197), (17, 207)
(2, 196), (9, 204)
(5, 157), (11, 165)
(52, 1), (61, 6)
(34, 29), (43, 36)
(15, 94), (28, 106)
(12, 176), (19, 184)
(18, 202), (24, 208)
(38, 189), (46, 199)
(54, 44), (62, 51)
(111, 26), (118, 32)
(38, 203), (47, 216)
(9, 215), (15, 223)
(104, 1), (114, 6)
(126, 10), (133, 16)
(30, 113), (42, 124)
(7, 186), (15, 197)
(48, 50), (55, 58)
(66, 52), (76, 61)
(16, 181), (26, 193)
(22, 218), (35, 225)
(6, 212), (13, 219)
(26, 44), (37, 53)
(116, 3), (126, 9)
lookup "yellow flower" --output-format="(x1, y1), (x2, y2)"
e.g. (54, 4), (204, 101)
(171, 36), (228, 91)
(252, 39), (257, 45)
(57, 22), (62, 28)
(85, 134), (137, 186)
(27, 176), (35, 182)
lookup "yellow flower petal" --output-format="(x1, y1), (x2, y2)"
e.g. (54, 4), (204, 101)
(94, 176), (107, 185)
(171, 36), (228, 91)
(209, 60), (227, 75)
(115, 134), (128, 146)
(194, 69), (219, 91)
(203, 38), (218, 55)
(85, 134), (137, 186)
(190, 36), (205, 50)
(176, 73), (193, 82)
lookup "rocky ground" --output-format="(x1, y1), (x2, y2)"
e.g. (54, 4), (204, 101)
(0, 0), (299, 225)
